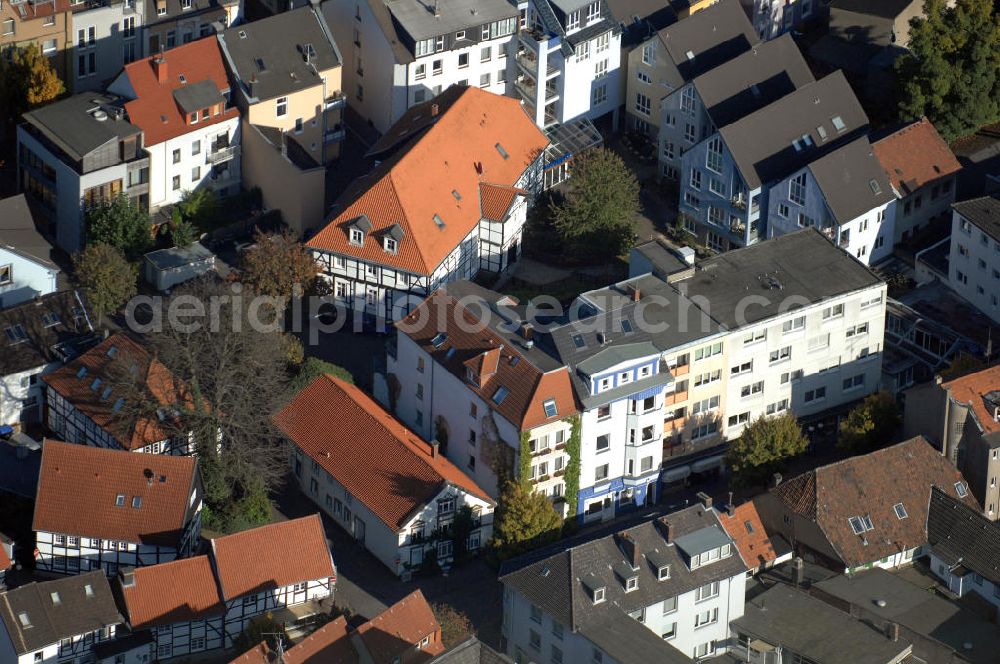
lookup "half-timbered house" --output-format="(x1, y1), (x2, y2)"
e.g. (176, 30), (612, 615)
(33, 440), (202, 577)
(43, 333), (198, 456)
(306, 86), (548, 327)
(274, 375), (495, 577)
(0, 571), (150, 664)
(115, 515), (336, 660)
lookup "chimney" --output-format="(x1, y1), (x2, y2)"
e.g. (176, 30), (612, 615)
(518, 322), (534, 341)
(696, 491), (712, 509)
(726, 491), (735, 516)
(431, 103), (439, 117)
(153, 56), (168, 84)
(658, 517), (675, 544)
(626, 283), (641, 302)
(791, 557), (804, 587)
(119, 567), (136, 588)
(617, 532), (640, 569)
(886, 622), (900, 642)
(431, 440), (439, 458)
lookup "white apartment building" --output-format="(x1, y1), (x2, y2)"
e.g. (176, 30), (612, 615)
(276, 374), (495, 576)
(514, 0), (622, 128)
(33, 441), (202, 577)
(946, 195), (1000, 324)
(108, 37), (242, 212)
(744, 0), (817, 41)
(70, 0), (144, 93)
(323, 0), (516, 135)
(308, 86), (547, 327)
(500, 504), (747, 662)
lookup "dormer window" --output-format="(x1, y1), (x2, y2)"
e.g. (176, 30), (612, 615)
(384, 237), (398, 253)
(624, 576), (638, 592)
(350, 228), (364, 246)
(657, 565), (670, 580)
(466, 366), (478, 385)
(592, 586), (605, 604)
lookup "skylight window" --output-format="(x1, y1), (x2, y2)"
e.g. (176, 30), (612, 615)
(572, 334), (585, 349)
(5, 325), (27, 343)
(685, 50), (695, 61)
(90, 377), (102, 391)
(744, 520), (754, 534)
(543, 399), (557, 417)
(955, 481), (968, 498)
(50, 592), (61, 605)
(112, 398), (125, 413)
(849, 516), (865, 535)
(431, 332), (448, 348)
(106, 345), (118, 358)
(115, 494), (125, 507)
(433, 214), (445, 229)
(893, 503), (907, 519)
(831, 115), (846, 132)
(816, 125), (828, 141)
(42, 312), (61, 327)
(18, 612), (30, 628)
(869, 179), (881, 195)
(132, 496), (142, 509)
(76, 366), (88, 379)
(749, 83), (760, 98)
(445, 347), (456, 359)
(84, 584), (94, 598)
(492, 385), (510, 405)
(861, 515), (874, 531)
(101, 386), (113, 401)
(178, 74), (187, 84)
(495, 142), (509, 159)
(238, 30), (247, 39)
(255, 57), (267, 72)
(452, 190), (462, 201)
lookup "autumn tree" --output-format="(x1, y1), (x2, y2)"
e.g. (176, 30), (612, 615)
(72, 243), (137, 321)
(727, 413), (810, 488)
(895, 0), (1000, 140)
(549, 148), (639, 260)
(113, 279), (293, 532)
(0, 44), (64, 122)
(240, 229), (320, 297)
(432, 603), (475, 650)
(493, 480), (562, 558)
(838, 392), (901, 453)
(86, 194), (153, 260)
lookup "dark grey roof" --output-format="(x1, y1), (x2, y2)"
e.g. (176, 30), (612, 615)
(657, 0), (756, 85)
(550, 0), (592, 13)
(500, 506), (746, 635)
(927, 486), (1000, 587)
(171, 79), (224, 115)
(673, 524), (731, 558)
(576, 341), (660, 376)
(581, 608), (693, 664)
(606, 0), (677, 48)
(691, 33), (815, 128)
(252, 124), (322, 171)
(428, 637), (512, 664)
(0, 290), (96, 376)
(815, 568), (1000, 664)
(718, 71), (869, 189)
(0, 437), (42, 499)
(0, 195), (57, 269)
(21, 93), (141, 164)
(0, 571), (121, 655)
(631, 239), (692, 277)
(953, 195), (1000, 243)
(733, 585), (913, 664)
(387, 0), (517, 41)
(143, 242), (215, 271)
(219, 5), (342, 103)
(807, 136), (893, 223)
(672, 228), (883, 329)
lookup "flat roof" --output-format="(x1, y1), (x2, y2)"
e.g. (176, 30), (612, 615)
(387, 0), (517, 41)
(144, 242), (215, 270)
(22, 93), (140, 163)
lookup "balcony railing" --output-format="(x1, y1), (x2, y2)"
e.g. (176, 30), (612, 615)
(324, 92), (346, 110)
(206, 145), (238, 164)
(665, 416), (686, 432)
(664, 390), (689, 406)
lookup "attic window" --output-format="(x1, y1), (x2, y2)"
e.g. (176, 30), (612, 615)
(113, 398), (125, 413)
(893, 503), (907, 519)
(18, 612), (30, 628)
(592, 586), (605, 604)
(621, 319), (633, 333)
(955, 481), (968, 498)
(572, 334), (585, 349)
(76, 367), (88, 379)
(42, 312), (61, 327)
(50, 592), (61, 605)
(84, 584), (94, 598)
(115, 494), (125, 507)
(624, 576), (638, 592)
(101, 386), (113, 401)
(431, 332), (448, 348)
(543, 399), (557, 417)
(849, 516), (864, 535)
(685, 50), (695, 61)
(861, 514), (874, 531)
(744, 520), (754, 534)
(106, 345), (118, 358)
(132, 496), (142, 508)
(817, 125), (828, 141)
(495, 142), (509, 159)
(90, 377), (102, 391)
(384, 237), (398, 254)
(178, 74), (187, 84)
(869, 179), (881, 195)
(749, 83), (760, 98)
(657, 565), (670, 580)
(5, 325), (27, 344)
(255, 57), (267, 72)
(492, 385), (510, 405)
(445, 347), (457, 359)
(433, 214), (445, 229)
(831, 115), (846, 132)
(349, 228), (364, 245)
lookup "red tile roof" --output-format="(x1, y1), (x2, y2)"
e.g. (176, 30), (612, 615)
(719, 502), (778, 570)
(119, 555), (226, 628)
(872, 117), (962, 196)
(943, 364), (1000, 435)
(308, 86), (547, 275)
(0, 543), (10, 571)
(281, 616), (355, 664)
(122, 37), (239, 146)
(397, 290), (578, 430)
(771, 436), (978, 568)
(209, 515), (335, 600)
(228, 642), (274, 664)
(356, 590), (443, 662)
(273, 376), (492, 529)
(479, 183), (525, 222)
(42, 333), (195, 451)
(33, 439), (199, 545)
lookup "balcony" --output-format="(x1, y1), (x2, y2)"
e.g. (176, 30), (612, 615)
(515, 77), (537, 103)
(324, 92), (346, 110)
(731, 195), (747, 210)
(206, 145), (239, 165)
(730, 220), (746, 235)
(664, 416), (687, 432)
(664, 390), (688, 406)
(671, 363), (690, 377)
(324, 127), (346, 143)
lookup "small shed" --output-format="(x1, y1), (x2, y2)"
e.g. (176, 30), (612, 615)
(143, 242), (216, 291)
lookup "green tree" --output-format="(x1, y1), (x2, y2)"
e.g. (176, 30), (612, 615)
(727, 413), (810, 488)
(169, 208), (198, 247)
(240, 229), (320, 297)
(838, 392), (901, 453)
(431, 603), (475, 650)
(549, 148), (639, 260)
(72, 243), (137, 321)
(177, 188), (220, 231)
(86, 194), (152, 259)
(493, 480), (562, 558)
(290, 357), (354, 393)
(895, 0), (1000, 140)
(0, 44), (64, 122)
